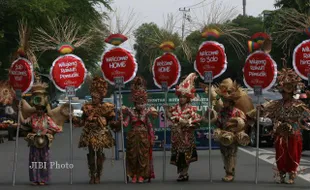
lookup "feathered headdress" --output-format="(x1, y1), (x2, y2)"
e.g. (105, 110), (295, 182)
(90, 77), (108, 98)
(215, 79), (244, 101)
(0, 81), (16, 105)
(131, 76), (147, 104)
(175, 73), (197, 99)
(277, 56), (304, 93)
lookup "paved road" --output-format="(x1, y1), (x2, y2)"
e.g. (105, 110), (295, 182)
(0, 125), (309, 190)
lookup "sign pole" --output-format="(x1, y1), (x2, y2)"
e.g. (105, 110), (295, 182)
(114, 77), (127, 184)
(161, 82), (168, 182)
(308, 73), (310, 87)
(254, 86), (262, 184)
(204, 72), (213, 182)
(12, 89), (22, 186)
(66, 86), (75, 184)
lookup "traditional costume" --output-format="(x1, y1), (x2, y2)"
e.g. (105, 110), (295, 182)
(207, 79), (250, 182)
(250, 68), (310, 184)
(73, 76), (116, 184)
(19, 76), (70, 185)
(119, 76), (158, 183)
(166, 73), (202, 181)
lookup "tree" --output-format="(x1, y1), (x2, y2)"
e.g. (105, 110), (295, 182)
(0, 0), (112, 80)
(274, 0), (310, 14)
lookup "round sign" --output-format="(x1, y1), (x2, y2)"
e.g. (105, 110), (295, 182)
(194, 41), (227, 80)
(101, 47), (138, 85)
(293, 39), (310, 80)
(9, 57), (34, 93)
(50, 54), (87, 92)
(152, 52), (181, 89)
(243, 51), (277, 90)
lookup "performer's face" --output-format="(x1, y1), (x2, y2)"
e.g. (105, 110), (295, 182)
(135, 102), (145, 110)
(223, 99), (232, 108)
(179, 95), (188, 105)
(281, 91), (293, 101)
(92, 95), (101, 104)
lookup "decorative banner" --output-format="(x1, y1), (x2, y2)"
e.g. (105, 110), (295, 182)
(243, 51), (277, 90)
(101, 47), (138, 85)
(293, 39), (310, 80)
(50, 54), (87, 92)
(152, 52), (181, 89)
(194, 41), (227, 80)
(9, 58), (34, 93)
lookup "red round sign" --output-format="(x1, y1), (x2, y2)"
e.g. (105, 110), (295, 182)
(9, 58), (34, 93)
(293, 39), (310, 80)
(152, 52), (181, 89)
(243, 51), (277, 90)
(101, 47), (138, 85)
(194, 41), (227, 79)
(50, 54), (87, 92)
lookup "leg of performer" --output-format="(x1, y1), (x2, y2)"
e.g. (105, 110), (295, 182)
(286, 133), (302, 184)
(275, 136), (287, 183)
(95, 149), (105, 184)
(220, 144), (235, 182)
(87, 146), (96, 184)
(29, 145), (39, 185)
(38, 145), (50, 185)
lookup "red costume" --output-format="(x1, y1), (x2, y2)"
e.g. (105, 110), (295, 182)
(259, 68), (310, 184)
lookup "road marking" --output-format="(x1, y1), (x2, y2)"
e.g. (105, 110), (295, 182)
(239, 147), (310, 182)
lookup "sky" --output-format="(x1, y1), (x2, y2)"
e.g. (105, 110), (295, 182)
(99, 0), (276, 50)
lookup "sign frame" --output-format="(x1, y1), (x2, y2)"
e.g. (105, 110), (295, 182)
(65, 86), (76, 98)
(15, 89), (22, 100)
(204, 71), (213, 83)
(114, 76), (124, 88)
(253, 86), (262, 96)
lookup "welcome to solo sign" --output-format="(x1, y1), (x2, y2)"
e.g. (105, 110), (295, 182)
(243, 51), (277, 90)
(194, 41), (227, 80)
(152, 52), (181, 89)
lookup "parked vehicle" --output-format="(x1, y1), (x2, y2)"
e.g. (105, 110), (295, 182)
(247, 90), (281, 147)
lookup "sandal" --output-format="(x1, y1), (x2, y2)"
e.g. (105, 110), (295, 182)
(286, 179), (294, 184)
(177, 174), (189, 182)
(222, 175), (234, 182)
(31, 182), (38, 186)
(39, 182), (46, 185)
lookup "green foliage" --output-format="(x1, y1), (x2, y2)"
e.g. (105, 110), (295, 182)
(0, 0), (111, 80)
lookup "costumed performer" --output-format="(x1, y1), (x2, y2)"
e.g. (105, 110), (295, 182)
(205, 79), (249, 182)
(73, 76), (117, 184)
(19, 76), (69, 185)
(165, 73), (202, 182)
(247, 67), (310, 184)
(116, 76), (158, 183)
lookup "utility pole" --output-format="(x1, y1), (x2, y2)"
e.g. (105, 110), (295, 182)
(243, 0), (246, 16)
(179, 7), (190, 40)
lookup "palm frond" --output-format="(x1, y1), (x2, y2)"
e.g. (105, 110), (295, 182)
(272, 8), (310, 52)
(31, 17), (96, 53)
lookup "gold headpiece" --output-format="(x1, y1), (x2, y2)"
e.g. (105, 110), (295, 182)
(215, 80), (244, 101)
(0, 81), (16, 105)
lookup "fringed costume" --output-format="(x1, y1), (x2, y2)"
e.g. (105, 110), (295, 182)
(207, 79), (250, 182)
(19, 76), (69, 185)
(73, 77), (116, 184)
(166, 73), (202, 181)
(120, 77), (158, 183)
(254, 68), (310, 184)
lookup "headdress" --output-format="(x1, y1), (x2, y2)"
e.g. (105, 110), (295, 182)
(175, 73), (197, 99)
(131, 76), (147, 104)
(0, 81), (16, 105)
(30, 75), (49, 107)
(90, 77), (108, 99)
(277, 55), (304, 93)
(215, 79), (244, 101)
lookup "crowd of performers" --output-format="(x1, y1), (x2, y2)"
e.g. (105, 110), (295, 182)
(2, 68), (310, 185)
